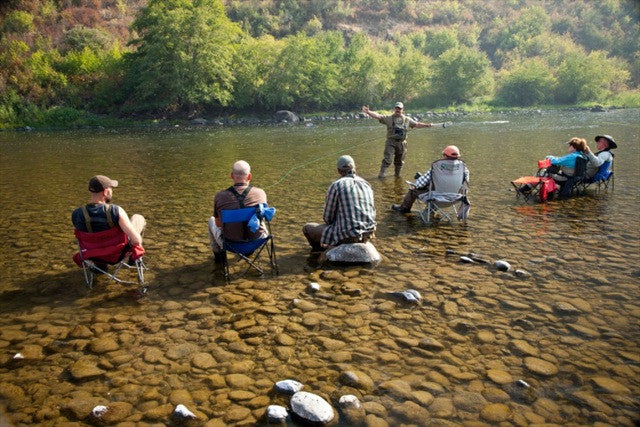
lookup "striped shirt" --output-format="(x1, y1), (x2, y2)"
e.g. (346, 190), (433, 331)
(321, 173), (376, 246)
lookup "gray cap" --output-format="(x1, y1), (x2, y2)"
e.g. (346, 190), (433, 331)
(395, 102), (404, 109)
(337, 155), (355, 171)
(89, 175), (118, 192)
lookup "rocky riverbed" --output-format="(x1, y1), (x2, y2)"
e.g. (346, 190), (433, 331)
(0, 244), (638, 425)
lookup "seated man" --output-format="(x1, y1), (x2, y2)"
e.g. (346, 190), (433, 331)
(208, 160), (267, 262)
(392, 145), (469, 213)
(303, 155), (376, 252)
(585, 134), (616, 179)
(72, 175), (146, 245)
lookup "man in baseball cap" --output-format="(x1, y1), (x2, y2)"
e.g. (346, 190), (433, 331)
(72, 175), (146, 246)
(361, 101), (433, 178)
(303, 155), (376, 251)
(392, 145), (469, 214)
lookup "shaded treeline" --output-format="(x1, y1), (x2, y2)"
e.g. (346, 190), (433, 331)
(0, 0), (638, 127)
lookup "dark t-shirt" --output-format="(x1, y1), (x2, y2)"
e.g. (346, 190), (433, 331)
(72, 203), (120, 232)
(214, 184), (267, 241)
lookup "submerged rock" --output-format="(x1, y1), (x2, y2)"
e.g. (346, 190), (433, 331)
(494, 260), (511, 271)
(274, 379), (303, 395)
(325, 242), (381, 265)
(266, 405), (288, 423)
(290, 391), (334, 424)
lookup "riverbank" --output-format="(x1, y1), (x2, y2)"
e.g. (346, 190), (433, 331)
(1, 103), (636, 132)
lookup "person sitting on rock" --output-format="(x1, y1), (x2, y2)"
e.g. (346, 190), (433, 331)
(391, 145), (469, 214)
(303, 155), (376, 252)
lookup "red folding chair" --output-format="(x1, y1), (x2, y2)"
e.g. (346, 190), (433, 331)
(511, 159), (558, 202)
(73, 227), (147, 293)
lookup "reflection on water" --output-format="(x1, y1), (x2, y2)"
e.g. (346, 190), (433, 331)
(0, 109), (639, 425)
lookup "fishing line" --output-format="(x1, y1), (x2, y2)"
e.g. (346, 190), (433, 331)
(264, 122), (452, 189)
(263, 135), (380, 190)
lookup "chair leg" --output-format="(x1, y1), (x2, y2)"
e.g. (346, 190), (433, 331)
(81, 262), (94, 290)
(222, 251), (230, 283)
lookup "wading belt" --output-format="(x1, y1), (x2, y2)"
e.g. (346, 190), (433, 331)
(81, 203), (114, 233)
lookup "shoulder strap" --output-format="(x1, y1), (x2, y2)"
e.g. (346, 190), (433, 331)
(104, 204), (115, 228)
(81, 205), (93, 233)
(227, 185), (253, 209)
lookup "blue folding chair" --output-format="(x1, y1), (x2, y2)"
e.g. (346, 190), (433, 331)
(581, 161), (614, 193)
(220, 204), (278, 282)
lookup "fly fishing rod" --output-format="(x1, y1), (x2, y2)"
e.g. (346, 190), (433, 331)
(429, 121), (452, 128)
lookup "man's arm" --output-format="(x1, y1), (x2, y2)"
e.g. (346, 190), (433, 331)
(322, 184), (338, 225)
(117, 207), (143, 246)
(584, 145), (604, 168)
(362, 105), (383, 120)
(413, 122), (433, 128)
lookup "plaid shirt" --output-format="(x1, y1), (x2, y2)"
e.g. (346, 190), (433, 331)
(321, 173), (376, 246)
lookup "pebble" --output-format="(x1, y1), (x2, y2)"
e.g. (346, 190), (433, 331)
(494, 260), (511, 271)
(480, 403), (511, 422)
(524, 357), (558, 376)
(274, 379), (303, 395)
(266, 405), (288, 423)
(289, 391), (334, 424)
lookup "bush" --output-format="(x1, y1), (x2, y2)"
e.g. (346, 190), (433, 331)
(496, 58), (555, 106)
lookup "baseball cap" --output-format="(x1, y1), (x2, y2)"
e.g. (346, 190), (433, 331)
(395, 102), (404, 109)
(337, 155), (355, 170)
(89, 175), (118, 193)
(442, 145), (461, 158)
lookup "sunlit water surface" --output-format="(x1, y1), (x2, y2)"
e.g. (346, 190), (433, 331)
(0, 109), (639, 425)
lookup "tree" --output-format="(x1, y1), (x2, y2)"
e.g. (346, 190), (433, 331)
(125, 0), (241, 113)
(430, 46), (493, 105)
(555, 49), (630, 103)
(260, 32), (344, 110)
(496, 57), (555, 106)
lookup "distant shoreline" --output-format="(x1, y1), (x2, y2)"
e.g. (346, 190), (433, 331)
(2, 104), (636, 132)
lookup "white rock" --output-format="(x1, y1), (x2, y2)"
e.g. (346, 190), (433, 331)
(174, 404), (196, 419)
(325, 242), (381, 265)
(12, 353), (24, 360)
(274, 379), (304, 395)
(404, 289), (421, 301)
(266, 405), (288, 423)
(92, 405), (108, 417)
(495, 260), (511, 271)
(338, 395), (361, 409)
(460, 256), (475, 263)
(308, 282), (321, 292)
(290, 391), (335, 423)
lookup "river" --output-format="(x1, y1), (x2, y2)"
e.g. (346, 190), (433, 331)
(0, 108), (639, 425)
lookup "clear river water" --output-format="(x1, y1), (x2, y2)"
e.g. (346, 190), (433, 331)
(0, 108), (639, 425)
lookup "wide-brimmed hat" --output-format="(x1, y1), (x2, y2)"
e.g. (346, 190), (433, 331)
(89, 175), (118, 193)
(595, 135), (617, 149)
(442, 145), (460, 158)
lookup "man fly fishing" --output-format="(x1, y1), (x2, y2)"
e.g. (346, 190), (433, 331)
(362, 102), (433, 178)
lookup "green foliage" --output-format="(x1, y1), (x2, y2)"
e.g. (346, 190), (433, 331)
(259, 32), (344, 110)
(125, 0), (241, 113)
(62, 26), (113, 54)
(555, 49), (630, 103)
(339, 33), (393, 107)
(390, 47), (431, 103)
(429, 46), (494, 105)
(231, 35), (283, 109)
(1, 10), (35, 34)
(496, 58), (555, 106)
(423, 28), (459, 58)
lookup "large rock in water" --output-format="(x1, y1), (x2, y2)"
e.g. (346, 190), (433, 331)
(275, 110), (299, 123)
(290, 391), (335, 424)
(325, 242), (381, 265)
